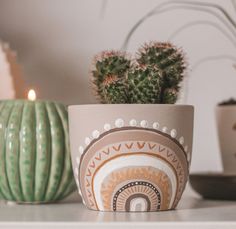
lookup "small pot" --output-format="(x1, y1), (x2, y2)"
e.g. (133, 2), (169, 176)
(216, 105), (236, 174)
(69, 104), (194, 212)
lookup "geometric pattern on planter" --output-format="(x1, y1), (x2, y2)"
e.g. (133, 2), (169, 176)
(102, 167), (171, 211)
(77, 118), (191, 161)
(76, 119), (190, 211)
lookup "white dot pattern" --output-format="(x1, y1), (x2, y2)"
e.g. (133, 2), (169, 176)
(129, 119), (137, 126)
(85, 137), (91, 145)
(179, 136), (184, 145)
(81, 119), (190, 168)
(79, 146), (84, 155)
(140, 120), (148, 128)
(74, 167), (79, 176)
(92, 130), (100, 139)
(104, 123), (111, 131)
(76, 157), (80, 165)
(184, 146), (188, 152)
(162, 127), (168, 133)
(153, 122), (159, 129)
(170, 129), (177, 138)
(115, 118), (124, 128)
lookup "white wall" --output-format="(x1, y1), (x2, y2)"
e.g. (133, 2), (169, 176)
(0, 0), (235, 172)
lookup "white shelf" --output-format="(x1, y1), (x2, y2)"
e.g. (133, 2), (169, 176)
(0, 186), (236, 229)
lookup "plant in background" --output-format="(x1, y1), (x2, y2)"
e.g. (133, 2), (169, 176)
(219, 98), (236, 106)
(91, 42), (186, 104)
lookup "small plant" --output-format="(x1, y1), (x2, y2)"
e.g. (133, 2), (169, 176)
(91, 42), (186, 104)
(219, 98), (236, 106)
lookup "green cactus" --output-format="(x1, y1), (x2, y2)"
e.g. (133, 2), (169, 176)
(101, 75), (128, 104)
(127, 65), (163, 103)
(91, 51), (131, 103)
(137, 42), (186, 103)
(91, 42), (186, 104)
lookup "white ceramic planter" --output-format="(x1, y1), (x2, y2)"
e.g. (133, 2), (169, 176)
(216, 105), (236, 174)
(69, 104), (194, 212)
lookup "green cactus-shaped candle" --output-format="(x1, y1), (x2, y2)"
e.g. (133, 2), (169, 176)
(0, 100), (76, 203)
(91, 42), (186, 104)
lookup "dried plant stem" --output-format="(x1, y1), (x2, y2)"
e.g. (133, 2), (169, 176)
(173, 1), (236, 28)
(122, 1), (236, 50)
(192, 55), (236, 71)
(181, 54), (236, 103)
(168, 20), (236, 48)
(100, 0), (108, 19)
(232, 0), (236, 12)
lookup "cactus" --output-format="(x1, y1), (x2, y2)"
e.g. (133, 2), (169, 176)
(91, 42), (186, 104)
(137, 42), (186, 103)
(127, 65), (163, 103)
(92, 51), (131, 103)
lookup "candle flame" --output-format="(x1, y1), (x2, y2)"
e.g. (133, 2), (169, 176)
(28, 89), (36, 101)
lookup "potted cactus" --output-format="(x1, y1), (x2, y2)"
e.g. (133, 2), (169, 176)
(69, 42), (194, 212)
(216, 98), (236, 174)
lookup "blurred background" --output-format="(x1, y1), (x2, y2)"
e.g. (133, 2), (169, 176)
(0, 0), (235, 173)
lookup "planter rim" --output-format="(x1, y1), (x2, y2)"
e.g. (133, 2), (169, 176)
(69, 104), (194, 109)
